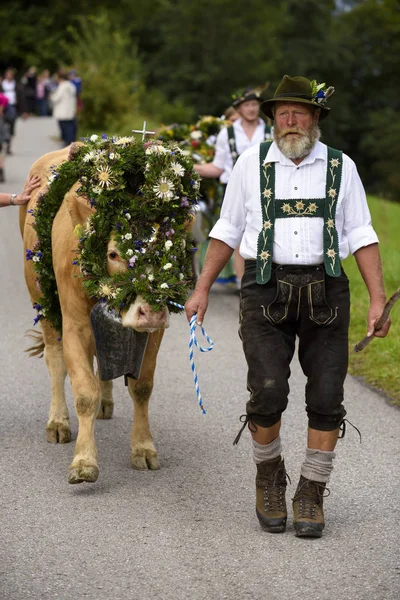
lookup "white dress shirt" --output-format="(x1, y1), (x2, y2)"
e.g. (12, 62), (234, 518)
(213, 117), (269, 184)
(210, 140), (378, 265)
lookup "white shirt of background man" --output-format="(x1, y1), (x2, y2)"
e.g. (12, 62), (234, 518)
(210, 140), (378, 265)
(213, 117), (268, 184)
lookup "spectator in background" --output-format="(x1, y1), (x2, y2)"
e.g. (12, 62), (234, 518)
(36, 72), (50, 116)
(22, 66), (37, 116)
(68, 69), (82, 111)
(0, 87), (10, 182)
(1, 68), (28, 155)
(68, 69), (82, 142)
(50, 72), (77, 146)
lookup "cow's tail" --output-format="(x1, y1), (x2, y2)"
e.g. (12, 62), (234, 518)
(24, 329), (45, 358)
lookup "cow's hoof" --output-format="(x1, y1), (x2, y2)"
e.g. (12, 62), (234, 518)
(97, 401), (114, 420)
(46, 422), (71, 444)
(68, 464), (99, 484)
(131, 451), (160, 471)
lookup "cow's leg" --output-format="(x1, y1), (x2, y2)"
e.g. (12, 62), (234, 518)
(62, 320), (100, 484)
(39, 321), (71, 444)
(128, 330), (164, 470)
(96, 375), (114, 420)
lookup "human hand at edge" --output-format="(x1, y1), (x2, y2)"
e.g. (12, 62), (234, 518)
(16, 175), (42, 205)
(185, 288), (209, 326)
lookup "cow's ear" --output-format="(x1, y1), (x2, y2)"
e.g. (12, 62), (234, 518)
(65, 183), (95, 228)
(67, 141), (84, 161)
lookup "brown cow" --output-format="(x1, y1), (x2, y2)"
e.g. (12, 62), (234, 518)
(20, 146), (170, 484)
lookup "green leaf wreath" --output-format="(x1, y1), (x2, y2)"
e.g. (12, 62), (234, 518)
(26, 133), (200, 335)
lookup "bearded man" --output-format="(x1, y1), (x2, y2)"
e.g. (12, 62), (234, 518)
(185, 75), (391, 538)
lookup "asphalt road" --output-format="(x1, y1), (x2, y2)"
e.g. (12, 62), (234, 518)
(0, 118), (399, 600)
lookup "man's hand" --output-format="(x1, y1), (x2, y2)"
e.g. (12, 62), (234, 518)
(185, 289), (209, 326)
(16, 175), (41, 205)
(367, 299), (391, 339)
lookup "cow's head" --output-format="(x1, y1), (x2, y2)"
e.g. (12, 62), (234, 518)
(106, 239), (169, 332)
(67, 192), (170, 334)
(65, 137), (198, 334)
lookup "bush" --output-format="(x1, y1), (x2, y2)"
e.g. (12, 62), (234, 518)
(65, 13), (142, 135)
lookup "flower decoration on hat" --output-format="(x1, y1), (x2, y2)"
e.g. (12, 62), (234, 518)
(310, 80), (335, 106)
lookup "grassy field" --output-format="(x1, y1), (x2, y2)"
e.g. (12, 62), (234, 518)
(343, 194), (400, 405)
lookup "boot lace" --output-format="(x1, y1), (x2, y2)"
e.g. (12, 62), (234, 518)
(260, 465), (291, 512)
(294, 480), (330, 520)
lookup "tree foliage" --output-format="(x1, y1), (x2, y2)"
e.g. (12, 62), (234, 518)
(0, 0), (399, 199)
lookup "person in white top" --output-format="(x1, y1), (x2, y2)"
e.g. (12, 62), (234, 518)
(50, 72), (77, 146)
(195, 86), (272, 286)
(185, 75), (391, 538)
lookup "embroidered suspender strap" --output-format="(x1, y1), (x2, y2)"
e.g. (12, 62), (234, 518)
(323, 147), (343, 277)
(227, 125), (239, 165)
(256, 140), (274, 284)
(264, 122), (272, 140)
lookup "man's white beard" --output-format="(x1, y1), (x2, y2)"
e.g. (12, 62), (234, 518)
(275, 123), (321, 160)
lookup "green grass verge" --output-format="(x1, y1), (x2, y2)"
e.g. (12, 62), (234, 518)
(344, 194), (400, 405)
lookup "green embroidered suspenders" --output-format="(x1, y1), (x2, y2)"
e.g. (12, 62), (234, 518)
(256, 141), (343, 284)
(227, 123), (272, 166)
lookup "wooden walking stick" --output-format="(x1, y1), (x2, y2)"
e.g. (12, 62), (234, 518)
(354, 287), (400, 352)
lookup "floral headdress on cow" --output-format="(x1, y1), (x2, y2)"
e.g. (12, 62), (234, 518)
(26, 134), (200, 334)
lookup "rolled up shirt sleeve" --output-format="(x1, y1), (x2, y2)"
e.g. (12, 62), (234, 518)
(341, 155), (379, 254)
(212, 128), (230, 171)
(209, 154), (247, 249)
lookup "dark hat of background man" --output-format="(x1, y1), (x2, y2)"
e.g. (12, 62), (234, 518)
(260, 75), (334, 121)
(231, 84), (268, 108)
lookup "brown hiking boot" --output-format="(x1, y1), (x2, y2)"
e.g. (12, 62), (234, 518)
(292, 475), (329, 538)
(256, 456), (288, 533)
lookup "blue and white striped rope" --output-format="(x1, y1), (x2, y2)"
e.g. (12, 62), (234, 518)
(167, 301), (214, 414)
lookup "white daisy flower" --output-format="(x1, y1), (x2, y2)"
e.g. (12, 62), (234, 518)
(100, 283), (113, 297)
(126, 249), (134, 256)
(148, 274), (154, 282)
(163, 263), (172, 270)
(170, 161), (185, 177)
(83, 151), (96, 163)
(190, 130), (202, 140)
(114, 136), (134, 146)
(160, 283), (169, 289)
(179, 273), (184, 280)
(96, 165), (116, 188)
(165, 240), (173, 250)
(90, 134), (99, 142)
(125, 213), (131, 220)
(124, 233), (132, 240)
(153, 178), (175, 201)
(145, 143), (168, 155)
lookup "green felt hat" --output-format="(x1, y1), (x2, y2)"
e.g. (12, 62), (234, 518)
(260, 75), (334, 121)
(231, 84), (268, 108)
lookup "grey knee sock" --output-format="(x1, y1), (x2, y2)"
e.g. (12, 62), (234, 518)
(301, 448), (336, 483)
(252, 435), (282, 464)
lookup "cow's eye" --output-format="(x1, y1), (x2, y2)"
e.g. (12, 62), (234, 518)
(109, 252), (118, 259)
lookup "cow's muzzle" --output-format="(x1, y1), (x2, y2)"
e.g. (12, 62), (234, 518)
(121, 296), (170, 332)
